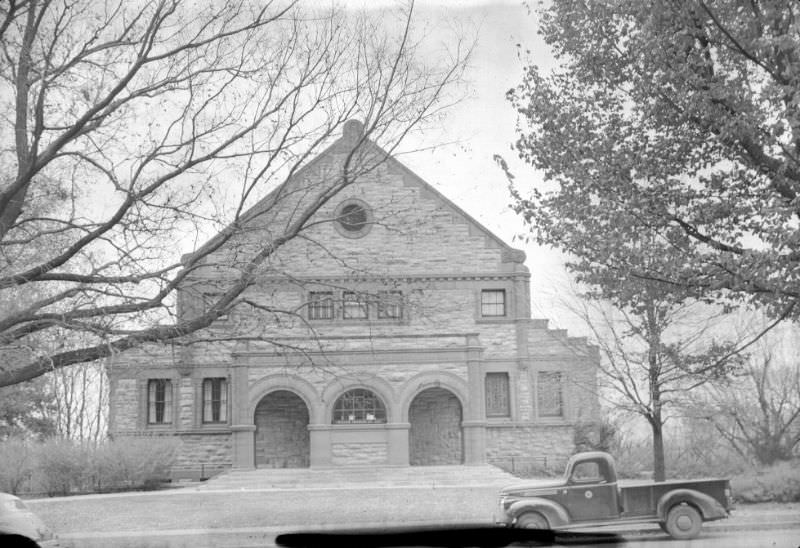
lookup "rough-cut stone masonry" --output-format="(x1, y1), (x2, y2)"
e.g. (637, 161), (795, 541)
(409, 388), (463, 465)
(254, 390), (310, 468)
(331, 442), (388, 465)
(171, 434), (233, 479)
(486, 425), (574, 474)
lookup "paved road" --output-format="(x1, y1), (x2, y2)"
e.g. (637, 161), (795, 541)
(608, 529), (798, 548)
(61, 527), (800, 548)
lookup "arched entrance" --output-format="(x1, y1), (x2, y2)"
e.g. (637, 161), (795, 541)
(408, 387), (463, 465)
(254, 390), (310, 468)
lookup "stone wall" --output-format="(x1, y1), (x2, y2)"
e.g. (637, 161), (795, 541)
(485, 424), (574, 474)
(254, 390), (310, 468)
(409, 387), (463, 465)
(331, 442), (388, 465)
(171, 433), (232, 480)
(110, 378), (138, 432)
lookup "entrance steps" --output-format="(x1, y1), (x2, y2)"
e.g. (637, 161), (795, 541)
(195, 464), (519, 491)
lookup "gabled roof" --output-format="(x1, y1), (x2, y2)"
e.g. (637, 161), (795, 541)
(184, 120), (526, 265)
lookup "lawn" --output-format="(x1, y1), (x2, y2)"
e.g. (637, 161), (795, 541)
(26, 485), (500, 536)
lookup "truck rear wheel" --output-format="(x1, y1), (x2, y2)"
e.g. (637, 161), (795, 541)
(665, 503), (702, 540)
(516, 512), (549, 530)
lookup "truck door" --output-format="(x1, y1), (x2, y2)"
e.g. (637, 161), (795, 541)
(564, 460), (620, 521)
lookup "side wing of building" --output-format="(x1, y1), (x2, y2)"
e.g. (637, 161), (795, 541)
(107, 122), (600, 478)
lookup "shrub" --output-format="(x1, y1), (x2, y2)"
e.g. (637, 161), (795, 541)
(9, 435), (180, 496)
(35, 438), (91, 496)
(574, 420), (618, 453)
(91, 437), (180, 492)
(0, 437), (35, 494)
(731, 460), (800, 503)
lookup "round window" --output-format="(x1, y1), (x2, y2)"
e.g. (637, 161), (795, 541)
(334, 199), (372, 238)
(339, 203), (367, 232)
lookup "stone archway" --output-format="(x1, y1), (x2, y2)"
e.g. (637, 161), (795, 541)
(408, 387), (463, 465)
(254, 390), (310, 468)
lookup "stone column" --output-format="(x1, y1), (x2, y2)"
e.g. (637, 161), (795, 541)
(230, 363), (255, 469)
(463, 335), (486, 465)
(308, 425), (332, 467)
(387, 423), (411, 465)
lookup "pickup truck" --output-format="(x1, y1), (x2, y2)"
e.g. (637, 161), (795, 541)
(496, 451), (732, 540)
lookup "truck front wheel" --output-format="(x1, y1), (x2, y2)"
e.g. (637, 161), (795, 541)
(515, 512), (549, 530)
(665, 503), (702, 540)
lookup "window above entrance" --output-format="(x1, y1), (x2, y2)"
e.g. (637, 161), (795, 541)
(306, 290), (405, 323)
(332, 389), (387, 424)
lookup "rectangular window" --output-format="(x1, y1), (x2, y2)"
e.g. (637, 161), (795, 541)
(147, 379), (173, 424)
(343, 291), (368, 320)
(377, 290), (403, 319)
(538, 371), (563, 417)
(202, 378), (228, 423)
(481, 289), (506, 317)
(308, 291), (334, 320)
(485, 372), (511, 418)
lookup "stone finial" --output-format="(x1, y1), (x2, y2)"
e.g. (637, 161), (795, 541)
(342, 119), (364, 143)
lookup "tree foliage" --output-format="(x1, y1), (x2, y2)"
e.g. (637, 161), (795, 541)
(0, 377), (56, 438)
(0, 0), (469, 386)
(506, 0), (800, 319)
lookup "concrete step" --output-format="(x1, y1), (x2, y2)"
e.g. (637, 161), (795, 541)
(196, 464), (519, 491)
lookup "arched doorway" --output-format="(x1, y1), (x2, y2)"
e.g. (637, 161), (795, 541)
(408, 387), (463, 465)
(254, 390), (310, 468)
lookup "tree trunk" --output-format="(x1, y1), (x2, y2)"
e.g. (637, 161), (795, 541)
(651, 417), (666, 482)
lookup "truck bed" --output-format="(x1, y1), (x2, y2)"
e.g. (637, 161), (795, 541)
(618, 478), (728, 518)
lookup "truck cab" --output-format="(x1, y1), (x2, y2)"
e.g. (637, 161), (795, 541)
(560, 452), (620, 521)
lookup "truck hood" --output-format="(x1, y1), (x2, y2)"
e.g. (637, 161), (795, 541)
(499, 478), (566, 495)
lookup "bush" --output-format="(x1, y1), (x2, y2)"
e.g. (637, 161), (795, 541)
(0, 435), (181, 496)
(0, 437), (35, 494)
(35, 438), (91, 496)
(91, 437), (180, 492)
(731, 460), (800, 503)
(574, 420), (618, 453)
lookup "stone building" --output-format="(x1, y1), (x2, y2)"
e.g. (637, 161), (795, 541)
(107, 121), (600, 478)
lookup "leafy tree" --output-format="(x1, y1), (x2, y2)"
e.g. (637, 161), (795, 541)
(0, 0), (469, 386)
(504, 0), (800, 321)
(0, 377), (56, 438)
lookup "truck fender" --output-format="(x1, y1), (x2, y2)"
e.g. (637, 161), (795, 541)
(508, 497), (570, 528)
(656, 489), (727, 521)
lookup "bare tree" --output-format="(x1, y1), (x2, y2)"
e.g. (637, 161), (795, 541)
(49, 360), (107, 442)
(0, 0), (470, 386)
(693, 323), (800, 465)
(564, 285), (740, 481)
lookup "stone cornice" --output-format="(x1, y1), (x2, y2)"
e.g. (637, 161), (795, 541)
(236, 344), (483, 366)
(185, 272), (531, 283)
(236, 332), (479, 344)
